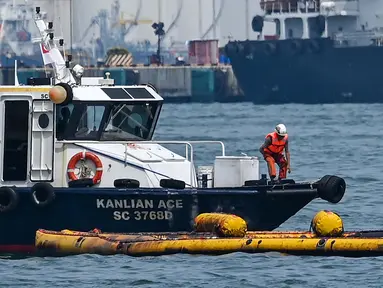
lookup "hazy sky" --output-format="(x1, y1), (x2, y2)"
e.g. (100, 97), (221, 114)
(32, 0), (272, 47)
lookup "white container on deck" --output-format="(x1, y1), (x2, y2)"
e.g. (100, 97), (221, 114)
(213, 156), (260, 188)
(197, 166), (214, 188)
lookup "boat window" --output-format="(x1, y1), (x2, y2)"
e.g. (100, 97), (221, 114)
(101, 102), (158, 141)
(2, 100), (29, 181)
(56, 103), (106, 141)
(56, 101), (159, 141)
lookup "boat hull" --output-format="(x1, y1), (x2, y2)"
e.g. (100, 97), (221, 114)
(225, 38), (383, 104)
(0, 185), (325, 254)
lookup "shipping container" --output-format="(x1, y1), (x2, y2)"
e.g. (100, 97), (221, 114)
(188, 39), (219, 65)
(264, 35), (280, 40)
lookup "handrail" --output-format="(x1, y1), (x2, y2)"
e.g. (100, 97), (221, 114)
(58, 140), (226, 188)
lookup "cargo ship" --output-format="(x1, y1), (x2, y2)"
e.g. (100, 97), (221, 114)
(224, 0), (383, 104)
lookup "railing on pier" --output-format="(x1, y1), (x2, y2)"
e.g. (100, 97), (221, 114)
(333, 31), (383, 41)
(260, 0), (319, 14)
(59, 140), (226, 188)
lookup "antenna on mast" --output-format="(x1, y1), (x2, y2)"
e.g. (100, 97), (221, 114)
(33, 6), (78, 86)
(56, 0), (67, 60)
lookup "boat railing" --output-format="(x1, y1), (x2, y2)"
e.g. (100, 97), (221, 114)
(260, 0), (319, 15)
(59, 140), (226, 188)
(332, 30), (383, 47)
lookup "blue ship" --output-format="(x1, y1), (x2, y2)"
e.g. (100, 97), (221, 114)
(225, 0), (383, 104)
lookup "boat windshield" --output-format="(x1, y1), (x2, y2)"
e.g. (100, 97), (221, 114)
(56, 101), (160, 141)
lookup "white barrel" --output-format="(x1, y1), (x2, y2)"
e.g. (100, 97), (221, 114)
(213, 156), (260, 188)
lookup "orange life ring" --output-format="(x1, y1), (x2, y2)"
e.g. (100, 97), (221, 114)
(67, 152), (103, 184)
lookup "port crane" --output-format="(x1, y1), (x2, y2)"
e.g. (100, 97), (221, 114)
(76, 0), (152, 61)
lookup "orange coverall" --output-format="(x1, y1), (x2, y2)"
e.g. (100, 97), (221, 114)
(262, 132), (288, 179)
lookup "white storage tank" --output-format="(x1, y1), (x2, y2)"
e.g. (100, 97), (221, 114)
(213, 156), (260, 188)
(197, 166), (214, 188)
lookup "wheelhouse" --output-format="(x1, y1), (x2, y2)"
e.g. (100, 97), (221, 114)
(56, 100), (162, 142)
(56, 85), (163, 142)
(0, 83), (163, 186)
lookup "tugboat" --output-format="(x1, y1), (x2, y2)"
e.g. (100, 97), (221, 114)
(225, 0), (383, 104)
(0, 7), (346, 254)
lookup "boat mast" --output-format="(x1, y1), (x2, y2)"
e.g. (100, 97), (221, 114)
(70, 0), (73, 53)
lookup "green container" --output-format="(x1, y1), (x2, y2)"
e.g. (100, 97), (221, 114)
(191, 68), (215, 102)
(104, 68), (126, 85)
(18, 69), (45, 84)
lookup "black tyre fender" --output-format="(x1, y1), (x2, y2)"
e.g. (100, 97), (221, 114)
(114, 178), (140, 189)
(160, 179), (186, 189)
(224, 42), (234, 56)
(68, 178), (95, 188)
(280, 179), (296, 184)
(31, 183), (55, 207)
(244, 180), (257, 186)
(243, 40), (253, 56)
(290, 40), (303, 55)
(264, 42), (277, 55)
(316, 175), (346, 204)
(251, 15), (264, 32)
(308, 39), (321, 53)
(244, 179), (267, 186)
(0, 187), (18, 212)
(224, 44), (229, 56)
(315, 15), (326, 35)
(236, 43), (244, 55)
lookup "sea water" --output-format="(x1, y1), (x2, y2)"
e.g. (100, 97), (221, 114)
(1, 103), (382, 288)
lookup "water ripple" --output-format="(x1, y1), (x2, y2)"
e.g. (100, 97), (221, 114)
(2, 103), (383, 287)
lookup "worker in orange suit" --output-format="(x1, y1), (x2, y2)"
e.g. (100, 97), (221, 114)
(259, 124), (291, 183)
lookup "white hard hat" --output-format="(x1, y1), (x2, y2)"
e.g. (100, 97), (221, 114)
(275, 123), (287, 136)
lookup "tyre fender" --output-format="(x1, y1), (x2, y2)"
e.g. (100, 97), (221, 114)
(160, 179), (186, 189)
(264, 42), (277, 55)
(31, 183), (55, 207)
(114, 179), (140, 189)
(316, 175), (346, 204)
(0, 187), (18, 212)
(68, 178), (95, 188)
(290, 40), (303, 55)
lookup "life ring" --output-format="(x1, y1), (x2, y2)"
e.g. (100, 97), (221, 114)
(67, 152), (103, 184)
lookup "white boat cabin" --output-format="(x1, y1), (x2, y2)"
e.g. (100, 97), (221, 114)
(0, 7), (261, 190)
(255, 0), (383, 47)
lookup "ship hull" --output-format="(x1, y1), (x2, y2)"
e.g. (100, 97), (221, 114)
(0, 54), (43, 68)
(225, 38), (383, 104)
(0, 185), (324, 254)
